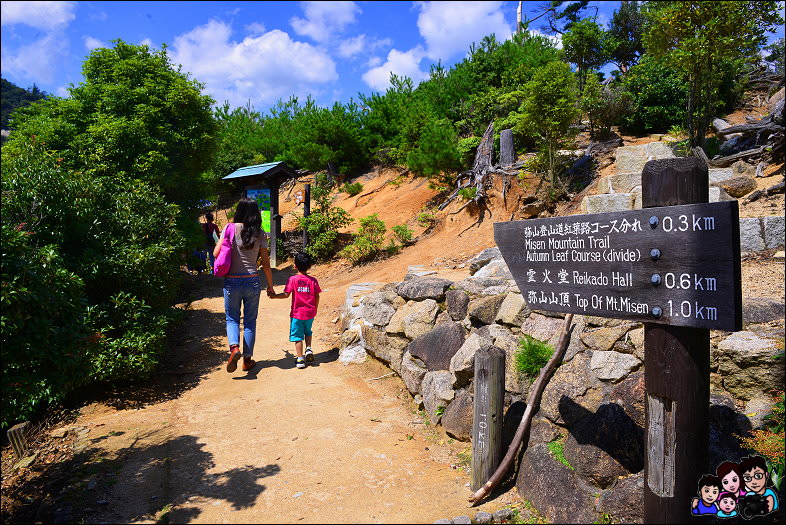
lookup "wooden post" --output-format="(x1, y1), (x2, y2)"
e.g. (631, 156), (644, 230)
(471, 345), (505, 491)
(7, 422), (29, 459)
(499, 129), (515, 167)
(303, 183), (311, 250)
(270, 181), (281, 268)
(642, 157), (710, 523)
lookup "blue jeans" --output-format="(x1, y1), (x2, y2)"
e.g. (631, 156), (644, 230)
(223, 276), (261, 357)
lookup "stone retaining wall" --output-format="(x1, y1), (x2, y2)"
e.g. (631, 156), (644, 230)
(338, 249), (784, 523)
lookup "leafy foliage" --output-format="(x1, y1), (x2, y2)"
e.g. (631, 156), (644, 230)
(458, 187), (478, 201)
(1, 78), (47, 130)
(606, 1), (646, 74)
(341, 181), (364, 196)
(515, 335), (554, 379)
(580, 74), (632, 139)
(561, 19), (611, 93)
(619, 54), (687, 135)
(298, 176), (353, 261)
(738, 391), (784, 491)
(417, 211), (436, 227)
(392, 224), (413, 244)
(340, 213), (387, 264)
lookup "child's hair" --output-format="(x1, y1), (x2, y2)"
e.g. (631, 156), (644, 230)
(205, 212), (214, 222)
(234, 198), (262, 249)
(718, 492), (736, 502)
(739, 455), (768, 477)
(698, 474), (721, 491)
(294, 252), (313, 272)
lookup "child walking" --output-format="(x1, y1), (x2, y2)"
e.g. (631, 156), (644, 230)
(272, 252), (321, 369)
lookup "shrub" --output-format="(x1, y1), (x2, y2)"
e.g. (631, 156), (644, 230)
(515, 335), (554, 380)
(384, 240), (401, 256)
(392, 224), (413, 244)
(341, 181), (364, 196)
(458, 187), (478, 201)
(619, 55), (686, 135)
(738, 391), (784, 491)
(298, 176), (353, 261)
(457, 136), (482, 168)
(406, 117), (462, 178)
(417, 211), (436, 227)
(340, 213), (387, 264)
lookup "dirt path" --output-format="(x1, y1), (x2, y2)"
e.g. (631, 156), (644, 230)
(48, 269), (518, 524)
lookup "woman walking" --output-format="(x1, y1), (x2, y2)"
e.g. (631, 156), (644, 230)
(214, 198), (275, 373)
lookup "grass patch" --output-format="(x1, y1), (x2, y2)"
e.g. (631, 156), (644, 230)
(547, 434), (573, 470)
(515, 335), (554, 380)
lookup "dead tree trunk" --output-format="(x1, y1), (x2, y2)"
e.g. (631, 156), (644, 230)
(499, 129), (515, 167)
(439, 121), (495, 211)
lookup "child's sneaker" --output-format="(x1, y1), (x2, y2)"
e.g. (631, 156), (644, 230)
(305, 347), (314, 363)
(296, 356), (306, 369)
(226, 345), (241, 373)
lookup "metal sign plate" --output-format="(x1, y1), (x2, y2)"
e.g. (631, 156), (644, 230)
(494, 201), (742, 331)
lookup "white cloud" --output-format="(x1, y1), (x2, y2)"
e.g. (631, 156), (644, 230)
(0, 0), (76, 30)
(362, 46), (428, 92)
(415, 1), (511, 61)
(528, 29), (562, 50)
(290, 1), (360, 43)
(168, 20), (338, 109)
(244, 22), (265, 35)
(55, 85), (69, 97)
(337, 34), (392, 59)
(139, 38), (154, 48)
(83, 36), (105, 51)
(1, 31), (68, 83)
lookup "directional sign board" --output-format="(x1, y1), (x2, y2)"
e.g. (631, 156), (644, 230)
(494, 201), (742, 331)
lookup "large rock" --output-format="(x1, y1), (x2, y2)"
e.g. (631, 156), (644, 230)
(449, 332), (490, 388)
(764, 215), (785, 249)
(446, 289), (470, 321)
(708, 167), (735, 185)
(709, 393), (752, 468)
(516, 444), (599, 524)
(720, 175), (756, 198)
(614, 142), (675, 173)
(590, 351), (641, 383)
(442, 388), (473, 442)
(468, 294), (506, 325)
(407, 322), (466, 372)
(716, 331), (784, 400)
(596, 172), (641, 194)
(492, 329), (529, 395)
(580, 324), (635, 352)
(422, 370), (456, 424)
(541, 353), (605, 426)
(361, 325), (408, 373)
(598, 473), (644, 524)
(709, 186), (735, 203)
(396, 277), (453, 301)
(360, 291), (397, 326)
(467, 247), (501, 275)
(387, 299), (439, 339)
(496, 293), (529, 326)
(563, 402), (645, 488)
(581, 193), (635, 214)
(520, 313), (564, 347)
(743, 298), (785, 323)
(400, 350), (427, 394)
(608, 371), (645, 428)
(342, 282), (382, 329)
(339, 344), (367, 365)
(768, 86), (785, 113)
(473, 258), (513, 279)
(454, 277), (509, 296)
(739, 217), (766, 252)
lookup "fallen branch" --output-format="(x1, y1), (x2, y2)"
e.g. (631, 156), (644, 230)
(365, 372), (395, 381)
(467, 313), (575, 506)
(709, 146), (767, 167)
(743, 181), (785, 203)
(354, 169), (409, 207)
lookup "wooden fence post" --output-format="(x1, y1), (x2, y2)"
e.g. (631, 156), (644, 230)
(303, 183), (311, 250)
(642, 157), (710, 523)
(500, 129), (515, 167)
(471, 345), (505, 491)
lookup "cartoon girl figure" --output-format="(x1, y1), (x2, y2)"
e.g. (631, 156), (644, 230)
(692, 474), (721, 515)
(716, 492), (738, 518)
(716, 461), (746, 497)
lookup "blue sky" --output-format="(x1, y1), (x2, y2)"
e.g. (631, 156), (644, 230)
(1, 1), (783, 115)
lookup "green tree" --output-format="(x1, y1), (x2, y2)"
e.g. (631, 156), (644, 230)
(643, 1), (783, 147)
(210, 102), (266, 184)
(619, 54), (687, 134)
(561, 18), (611, 93)
(763, 37), (785, 75)
(606, 1), (645, 74)
(1, 78), (47, 130)
(297, 175), (353, 261)
(5, 40), (218, 209)
(580, 73), (632, 139)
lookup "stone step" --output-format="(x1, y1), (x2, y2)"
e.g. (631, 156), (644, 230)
(598, 168), (737, 194)
(614, 142), (675, 173)
(581, 186), (734, 214)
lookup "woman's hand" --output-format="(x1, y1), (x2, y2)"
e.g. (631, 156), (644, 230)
(266, 287), (276, 298)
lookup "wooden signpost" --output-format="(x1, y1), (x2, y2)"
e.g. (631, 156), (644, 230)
(494, 157), (742, 523)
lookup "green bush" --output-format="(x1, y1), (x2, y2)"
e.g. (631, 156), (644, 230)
(392, 224), (413, 244)
(341, 181), (364, 196)
(457, 136), (482, 167)
(458, 187), (478, 201)
(340, 213), (387, 264)
(298, 175), (354, 261)
(417, 211), (436, 227)
(619, 55), (687, 135)
(515, 335), (554, 379)
(406, 118), (462, 178)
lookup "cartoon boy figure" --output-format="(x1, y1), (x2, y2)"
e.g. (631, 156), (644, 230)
(716, 492), (738, 518)
(740, 455), (779, 514)
(692, 474), (721, 515)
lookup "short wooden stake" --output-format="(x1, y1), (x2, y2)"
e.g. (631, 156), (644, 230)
(8, 421), (30, 459)
(642, 157), (711, 523)
(471, 345), (505, 491)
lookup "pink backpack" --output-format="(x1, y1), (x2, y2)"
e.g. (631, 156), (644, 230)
(213, 223), (235, 276)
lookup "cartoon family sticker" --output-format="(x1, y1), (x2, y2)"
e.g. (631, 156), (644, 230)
(691, 455), (780, 519)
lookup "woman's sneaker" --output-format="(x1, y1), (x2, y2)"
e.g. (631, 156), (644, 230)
(296, 356), (306, 369)
(305, 347), (314, 363)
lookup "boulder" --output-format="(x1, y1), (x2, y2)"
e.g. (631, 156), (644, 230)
(496, 292), (529, 326)
(709, 186), (735, 203)
(731, 160), (756, 177)
(400, 351), (427, 394)
(520, 313), (565, 347)
(407, 322), (466, 372)
(492, 329), (529, 395)
(468, 294), (507, 325)
(446, 289), (470, 321)
(521, 200), (546, 218)
(744, 396), (775, 430)
(422, 371), (455, 424)
(527, 416), (562, 448)
(716, 331), (784, 400)
(442, 388), (474, 442)
(608, 371), (646, 428)
(467, 247), (501, 275)
(540, 353), (605, 426)
(339, 344), (367, 365)
(449, 332), (490, 388)
(596, 172), (642, 194)
(581, 193), (635, 214)
(389, 299), (439, 339)
(516, 444), (599, 524)
(396, 277), (453, 301)
(720, 175), (756, 198)
(342, 282), (382, 329)
(580, 323), (635, 352)
(360, 291), (397, 326)
(563, 402), (645, 488)
(626, 327), (645, 361)
(361, 325), (408, 373)
(764, 215), (785, 249)
(473, 258), (513, 279)
(768, 86), (785, 113)
(743, 297), (785, 323)
(709, 393), (752, 468)
(454, 277), (508, 295)
(598, 473), (644, 524)
(590, 351), (641, 383)
(739, 218), (766, 252)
